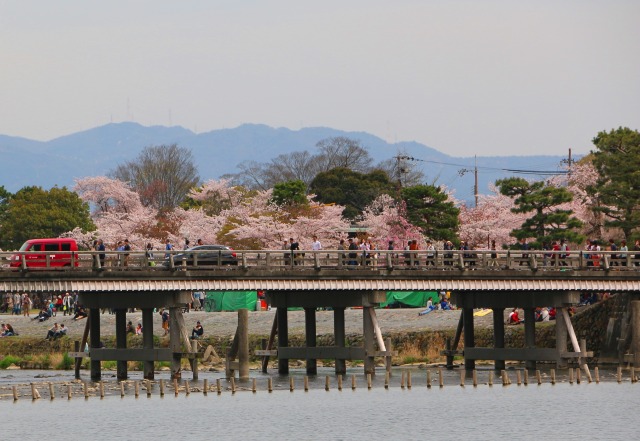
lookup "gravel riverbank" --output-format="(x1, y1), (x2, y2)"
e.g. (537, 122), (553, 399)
(1, 308), (496, 339)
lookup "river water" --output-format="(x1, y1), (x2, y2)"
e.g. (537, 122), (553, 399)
(2, 368), (638, 441)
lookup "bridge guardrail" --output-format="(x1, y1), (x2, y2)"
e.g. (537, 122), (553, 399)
(1, 249), (639, 272)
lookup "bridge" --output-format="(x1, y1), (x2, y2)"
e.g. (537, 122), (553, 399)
(2, 248), (640, 381)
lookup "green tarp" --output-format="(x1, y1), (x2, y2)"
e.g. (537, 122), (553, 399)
(380, 291), (439, 308)
(204, 291), (257, 312)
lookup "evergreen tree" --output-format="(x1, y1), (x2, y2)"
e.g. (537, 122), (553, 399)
(588, 127), (640, 239)
(401, 184), (459, 242)
(496, 177), (584, 247)
(0, 186), (95, 250)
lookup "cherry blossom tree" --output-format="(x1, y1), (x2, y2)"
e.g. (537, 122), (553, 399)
(359, 194), (424, 249)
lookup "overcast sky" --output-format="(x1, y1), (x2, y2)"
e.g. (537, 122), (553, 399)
(1, 0), (638, 157)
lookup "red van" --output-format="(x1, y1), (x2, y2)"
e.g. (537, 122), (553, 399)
(10, 238), (79, 268)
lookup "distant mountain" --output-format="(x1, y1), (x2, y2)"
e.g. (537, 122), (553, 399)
(0, 122), (571, 203)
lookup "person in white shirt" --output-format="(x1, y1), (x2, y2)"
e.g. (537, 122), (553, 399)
(311, 235), (322, 251)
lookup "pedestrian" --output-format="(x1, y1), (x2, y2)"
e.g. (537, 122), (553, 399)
(165, 239), (174, 259)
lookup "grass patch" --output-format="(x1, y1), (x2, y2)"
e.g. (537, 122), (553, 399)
(55, 353), (75, 370)
(0, 355), (23, 369)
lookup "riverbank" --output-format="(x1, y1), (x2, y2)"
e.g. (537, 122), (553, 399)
(0, 308), (554, 370)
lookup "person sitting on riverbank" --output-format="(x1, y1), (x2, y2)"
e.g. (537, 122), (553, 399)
(33, 307), (52, 322)
(508, 308), (521, 324)
(126, 321), (134, 334)
(1, 323), (16, 337)
(73, 307), (88, 321)
(135, 323), (143, 335)
(45, 323), (59, 340)
(191, 321), (204, 339)
(418, 299), (436, 316)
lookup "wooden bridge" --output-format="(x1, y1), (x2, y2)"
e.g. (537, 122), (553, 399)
(2, 248), (640, 381)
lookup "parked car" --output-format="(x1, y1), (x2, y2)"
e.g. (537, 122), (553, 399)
(165, 245), (238, 267)
(10, 238), (79, 268)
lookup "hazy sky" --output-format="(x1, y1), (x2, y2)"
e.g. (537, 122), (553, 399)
(1, 0), (638, 157)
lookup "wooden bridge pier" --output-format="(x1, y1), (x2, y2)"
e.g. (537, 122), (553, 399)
(452, 290), (587, 371)
(79, 290), (192, 382)
(265, 290), (394, 376)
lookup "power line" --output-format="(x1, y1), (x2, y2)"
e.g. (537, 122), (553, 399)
(395, 155), (568, 176)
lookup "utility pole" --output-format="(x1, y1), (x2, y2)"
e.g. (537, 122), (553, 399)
(474, 155), (479, 208)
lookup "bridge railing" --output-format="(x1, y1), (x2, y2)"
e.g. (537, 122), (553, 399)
(1, 248), (639, 272)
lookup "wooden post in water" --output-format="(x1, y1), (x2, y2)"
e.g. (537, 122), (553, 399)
(252, 378), (257, 393)
(536, 370), (542, 385)
(401, 371), (406, 389)
(120, 381), (125, 397)
(367, 373), (372, 389)
(407, 371), (412, 389)
(267, 378), (272, 393)
(551, 369), (556, 385)
(185, 380), (191, 395)
(488, 371), (493, 386)
(569, 368), (574, 384)
(84, 382), (89, 399)
(338, 375), (343, 391)
(203, 379), (208, 395)
(100, 381), (105, 398)
(426, 370), (432, 388)
(617, 366), (622, 383)
(68, 384), (73, 400)
(516, 370), (522, 386)
(438, 368), (444, 388)
(352, 375), (356, 390)
(460, 370), (465, 387)
(31, 383), (40, 400)
(217, 378), (223, 394)
(595, 366), (600, 384)
(385, 371), (390, 389)
(191, 340), (199, 381)
(160, 379), (165, 396)
(325, 376), (330, 391)
(230, 377), (236, 394)
(304, 376), (309, 392)
(472, 370), (478, 387)
(289, 376), (294, 392)
(576, 368), (581, 384)
(134, 381), (139, 398)
(12, 385), (18, 401)
(631, 301), (640, 368)
(49, 383), (55, 400)
(523, 370), (529, 386)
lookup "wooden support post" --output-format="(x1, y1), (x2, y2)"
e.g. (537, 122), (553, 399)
(191, 339), (199, 381)
(401, 371), (406, 388)
(217, 378), (222, 394)
(562, 308), (592, 382)
(203, 379), (209, 395)
(631, 301), (640, 368)
(169, 307), (182, 380)
(595, 366), (600, 384)
(338, 375), (343, 391)
(385, 371), (390, 389)
(237, 308), (249, 381)
(569, 368), (574, 384)
(351, 375), (356, 390)
(551, 369), (556, 385)
(427, 370), (432, 388)
(160, 379), (165, 396)
(49, 382), (55, 400)
(516, 370), (522, 386)
(146, 380), (152, 397)
(488, 371), (493, 386)
(334, 307), (346, 375)
(385, 338), (393, 375)
(523, 369), (529, 385)
(367, 373), (372, 389)
(115, 309), (128, 380)
(463, 307), (475, 371)
(438, 368), (444, 388)
(536, 370), (542, 385)
(304, 307), (318, 375)
(142, 308), (155, 380)
(230, 377), (236, 393)
(262, 315), (278, 373)
(134, 381), (139, 398)
(617, 366), (622, 383)
(267, 377), (273, 393)
(100, 381), (105, 398)
(120, 381), (125, 397)
(174, 378), (179, 396)
(325, 376), (330, 391)
(89, 308), (101, 382)
(524, 308), (536, 371)
(185, 380), (191, 395)
(304, 376), (309, 392)
(12, 385), (18, 401)
(460, 370), (465, 387)
(407, 371), (412, 389)
(84, 382), (89, 399)
(363, 306), (376, 375)
(493, 308), (506, 372)
(31, 383), (40, 400)
(252, 378), (257, 393)
(68, 384), (72, 400)
(277, 307), (289, 375)
(74, 340), (82, 380)
(289, 376), (294, 392)
(555, 307), (568, 369)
